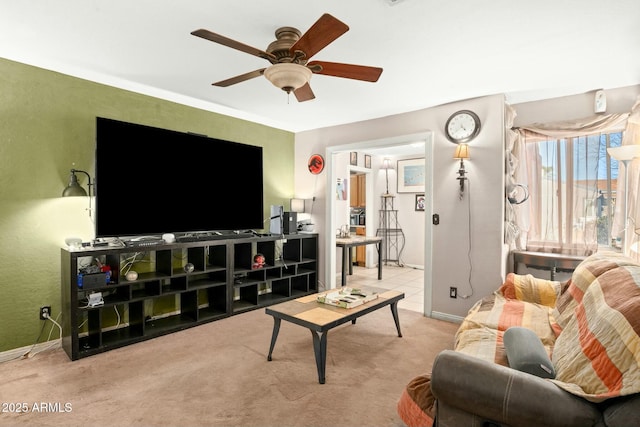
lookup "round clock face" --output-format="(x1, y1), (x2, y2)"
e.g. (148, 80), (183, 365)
(445, 110), (481, 143)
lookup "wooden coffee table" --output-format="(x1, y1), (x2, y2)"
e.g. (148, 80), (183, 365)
(265, 286), (404, 384)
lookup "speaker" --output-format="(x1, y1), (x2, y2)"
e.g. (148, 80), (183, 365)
(283, 212), (297, 234)
(269, 205), (284, 235)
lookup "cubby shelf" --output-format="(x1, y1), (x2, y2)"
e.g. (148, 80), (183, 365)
(61, 233), (318, 360)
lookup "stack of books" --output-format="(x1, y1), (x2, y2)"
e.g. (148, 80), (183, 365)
(317, 287), (379, 308)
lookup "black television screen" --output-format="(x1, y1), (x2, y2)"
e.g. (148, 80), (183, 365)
(95, 117), (264, 238)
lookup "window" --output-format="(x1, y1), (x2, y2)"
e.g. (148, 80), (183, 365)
(524, 131), (622, 254)
(506, 110), (632, 256)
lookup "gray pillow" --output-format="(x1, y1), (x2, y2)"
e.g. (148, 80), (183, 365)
(503, 326), (555, 379)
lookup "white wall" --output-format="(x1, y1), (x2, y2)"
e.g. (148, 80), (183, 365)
(295, 85), (640, 320)
(512, 85), (640, 127)
(296, 94), (506, 319)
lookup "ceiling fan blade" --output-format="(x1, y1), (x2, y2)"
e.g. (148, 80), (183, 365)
(191, 29), (276, 62)
(307, 61), (383, 82)
(212, 69), (266, 87)
(294, 83), (315, 102)
(290, 14), (349, 61)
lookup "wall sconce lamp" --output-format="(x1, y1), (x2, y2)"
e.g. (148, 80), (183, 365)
(62, 169), (93, 197)
(290, 198), (305, 213)
(381, 158), (393, 196)
(62, 169), (94, 217)
(454, 144), (470, 199)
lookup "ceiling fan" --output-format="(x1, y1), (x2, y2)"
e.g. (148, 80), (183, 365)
(191, 13), (383, 102)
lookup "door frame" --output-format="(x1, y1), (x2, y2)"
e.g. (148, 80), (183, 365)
(325, 131), (434, 316)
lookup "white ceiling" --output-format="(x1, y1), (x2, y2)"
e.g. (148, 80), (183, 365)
(2, 0), (639, 133)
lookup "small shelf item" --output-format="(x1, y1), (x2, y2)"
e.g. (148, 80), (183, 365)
(252, 253), (265, 269)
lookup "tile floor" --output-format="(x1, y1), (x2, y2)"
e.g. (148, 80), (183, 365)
(337, 264), (424, 313)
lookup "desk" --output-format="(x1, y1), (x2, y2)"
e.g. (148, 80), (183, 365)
(335, 236), (383, 286)
(512, 250), (586, 280)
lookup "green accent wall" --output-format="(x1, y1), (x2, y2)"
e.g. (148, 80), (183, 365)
(0, 58), (294, 352)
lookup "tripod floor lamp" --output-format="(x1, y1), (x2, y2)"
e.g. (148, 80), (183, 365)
(607, 145), (640, 255)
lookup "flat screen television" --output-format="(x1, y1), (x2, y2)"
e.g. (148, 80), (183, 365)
(94, 117), (264, 238)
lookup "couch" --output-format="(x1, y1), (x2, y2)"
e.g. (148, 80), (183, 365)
(397, 251), (640, 427)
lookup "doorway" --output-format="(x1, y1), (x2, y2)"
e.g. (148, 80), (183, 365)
(349, 169), (373, 267)
(325, 131), (434, 316)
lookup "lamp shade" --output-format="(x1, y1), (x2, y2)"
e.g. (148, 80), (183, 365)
(381, 158), (392, 169)
(264, 63), (312, 93)
(62, 171), (88, 197)
(607, 145), (640, 161)
(454, 143), (470, 159)
(290, 198), (305, 213)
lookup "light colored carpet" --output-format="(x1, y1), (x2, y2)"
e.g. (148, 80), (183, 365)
(0, 306), (458, 427)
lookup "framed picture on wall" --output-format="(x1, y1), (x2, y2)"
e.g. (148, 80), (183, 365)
(397, 158), (425, 193)
(415, 194), (425, 211)
(364, 154), (371, 169)
(350, 151), (357, 166)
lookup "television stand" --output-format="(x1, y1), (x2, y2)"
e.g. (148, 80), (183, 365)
(61, 233), (319, 360)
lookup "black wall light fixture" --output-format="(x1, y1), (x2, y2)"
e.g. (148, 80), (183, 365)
(62, 168), (94, 218)
(62, 169), (93, 197)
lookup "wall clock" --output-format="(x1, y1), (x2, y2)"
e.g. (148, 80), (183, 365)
(445, 110), (481, 143)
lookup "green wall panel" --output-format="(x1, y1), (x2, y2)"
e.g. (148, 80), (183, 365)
(0, 58), (294, 352)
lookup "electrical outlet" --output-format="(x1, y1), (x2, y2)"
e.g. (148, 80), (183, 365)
(39, 306), (51, 320)
(449, 287), (457, 299)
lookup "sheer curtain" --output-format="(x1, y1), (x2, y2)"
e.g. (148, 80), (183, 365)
(505, 104), (529, 250)
(507, 106), (634, 256)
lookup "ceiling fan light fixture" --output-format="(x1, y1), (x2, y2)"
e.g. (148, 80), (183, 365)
(264, 63), (312, 93)
(192, 14), (380, 101)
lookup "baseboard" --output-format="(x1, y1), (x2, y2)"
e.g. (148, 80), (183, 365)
(0, 339), (61, 364)
(430, 311), (464, 324)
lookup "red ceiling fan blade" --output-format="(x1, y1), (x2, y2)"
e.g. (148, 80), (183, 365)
(191, 29), (276, 62)
(307, 61), (383, 82)
(290, 14), (349, 61)
(294, 82), (315, 102)
(212, 69), (266, 87)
